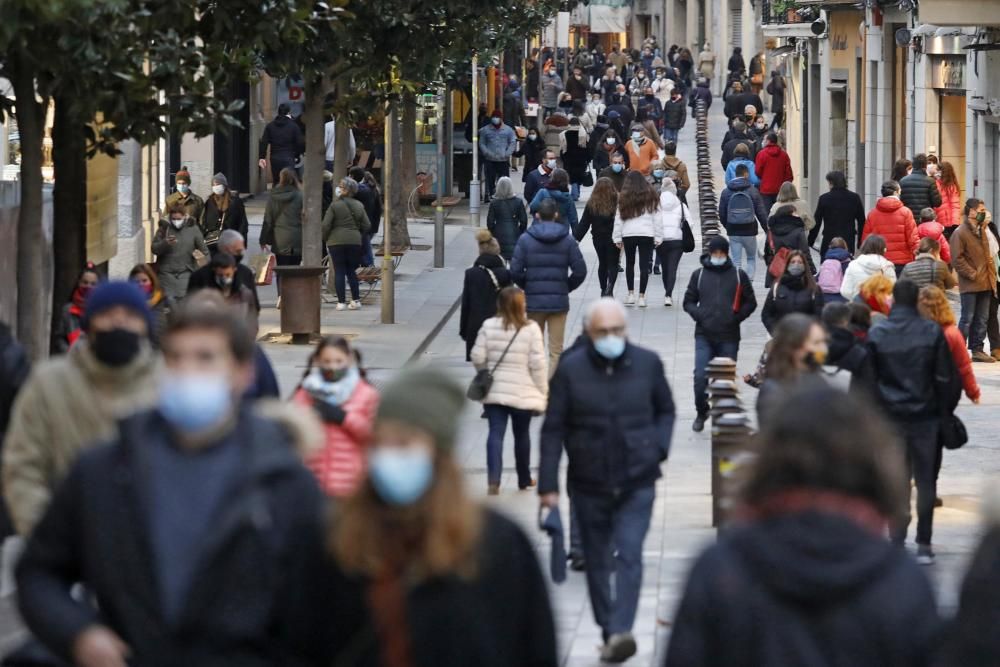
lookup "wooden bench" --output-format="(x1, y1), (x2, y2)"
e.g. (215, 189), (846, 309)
(322, 248), (407, 302)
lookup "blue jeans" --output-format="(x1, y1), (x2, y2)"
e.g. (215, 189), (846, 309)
(361, 233), (374, 266)
(728, 235), (757, 280)
(572, 484), (656, 635)
(959, 290), (991, 351)
(663, 127), (679, 144)
(694, 336), (740, 417)
(571, 182), (581, 201)
(484, 404), (533, 487)
(328, 245), (362, 303)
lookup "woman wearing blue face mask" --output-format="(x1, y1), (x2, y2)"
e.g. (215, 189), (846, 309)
(321, 367), (558, 667)
(592, 128), (627, 177)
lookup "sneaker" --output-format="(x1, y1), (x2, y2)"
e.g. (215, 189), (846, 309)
(653, 266), (661, 275)
(934, 496), (944, 508)
(518, 479), (537, 490)
(617, 265), (624, 273)
(487, 484), (500, 496)
(637, 295), (647, 308)
(569, 554), (586, 571)
(972, 350), (996, 363)
(335, 303), (347, 311)
(692, 415), (707, 432)
(624, 293), (636, 306)
(348, 300), (360, 310)
(600, 633), (637, 663)
(916, 545), (936, 566)
(664, 296), (673, 307)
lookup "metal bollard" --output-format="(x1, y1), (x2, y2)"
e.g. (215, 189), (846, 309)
(706, 357), (754, 529)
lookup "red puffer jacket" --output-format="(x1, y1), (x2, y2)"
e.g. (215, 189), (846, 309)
(754, 144), (793, 196)
(917, 220), (952, 263)
(294, 380), (380, 497)
(862, 197), (919, 266)
(935, 182), (962, 229)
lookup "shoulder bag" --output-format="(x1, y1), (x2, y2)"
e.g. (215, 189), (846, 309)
(467, 327), (521, 401)
(680, 205), (695, 253)
(940, 414), (968, 450)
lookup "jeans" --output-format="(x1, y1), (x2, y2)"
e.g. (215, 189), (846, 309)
(959, 290), (991, 351)
(328, 245), (362, 303)
(484, 404), (533, 487)
(729, 235), (758, 280)
(694, 336), (740, 417)
(274, 254), (302, 296)
(484, 160), (509, 198)
(761, 193), (777, 212)
(569, 494), (583, 558)
(769, 111), (784, 130)
(361, 233), (374, 266)
(573, 484), (656, 635)
(622, 236), (654, 294)
(658, 241), (684, 297)
(571, 182), (581, 201)
(593, 237), (621, 295)
(528, 311), (568, 373)
(663, 127), (679, 144)
(892, 419), (940, 546)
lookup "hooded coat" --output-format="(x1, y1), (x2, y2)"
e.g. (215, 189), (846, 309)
(510, 221), (587, 313)
(917, 220), (952, 263)
(260, 184), (304, 256)
(459, 254), (513, 360)
(529, 188), (579, 232)
(861, 197), (919, 266)
(3, 340), (159, 536)
(765, 212), (812, 283)
(665, 510), (940, 667)
(151, 219), (209, 301)
(840, 254), (897, 300)
(487, 197), (528, 260)
(683, 255), (757, 343)
(761, 273), (824, 333)
(754, 144), (793, 196)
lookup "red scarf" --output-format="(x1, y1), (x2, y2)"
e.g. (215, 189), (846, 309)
(863, 293), (890, 315)
(737, 489), (889, 536)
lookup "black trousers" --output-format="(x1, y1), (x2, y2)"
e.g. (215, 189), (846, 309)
(593, 236), (621, 296)
(484, 160), (509, 198)
(988, 292), (1000, 352)
(622, 236), (654, 294)
(658, 241), (685, 297)
(892, 419), (941, 546)
(269, 156), (296, 185)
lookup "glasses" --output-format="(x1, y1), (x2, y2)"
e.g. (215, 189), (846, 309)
(592, 326), (626, 337)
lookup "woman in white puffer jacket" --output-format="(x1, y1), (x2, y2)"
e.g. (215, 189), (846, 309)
(840, 234), (897, 300)
(471, 286), (548, 495)
(656, 175), (691, 306)
(613, 171), (664, 307)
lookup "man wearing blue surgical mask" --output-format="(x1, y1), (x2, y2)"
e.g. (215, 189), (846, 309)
(683, 236), (758, 432)
(16, 293), (327, 667)
(162, 166), (204, 222)
(540, 297), (675, 664)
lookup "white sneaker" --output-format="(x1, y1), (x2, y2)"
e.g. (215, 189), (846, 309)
(336, 303), (346, 311)
(638, 295), (647, 308)
(624, 293), (636, 306)
(664, 296), (673, 307)
(348, 300), (360, 310)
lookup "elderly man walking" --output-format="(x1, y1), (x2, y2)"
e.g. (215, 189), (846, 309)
(539, 298), (676, 663)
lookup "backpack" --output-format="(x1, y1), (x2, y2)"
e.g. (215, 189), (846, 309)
(726, 190), (756, 228)
(816, 258), (845, 294)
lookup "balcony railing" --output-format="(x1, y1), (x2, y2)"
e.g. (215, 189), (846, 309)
(761, 0), (808, 25)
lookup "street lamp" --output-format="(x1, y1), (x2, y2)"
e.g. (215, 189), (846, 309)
(470, 52), (481, 227)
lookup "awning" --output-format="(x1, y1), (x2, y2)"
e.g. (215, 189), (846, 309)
(919, 0), (1000, 27)
(590, 5), (631, 33)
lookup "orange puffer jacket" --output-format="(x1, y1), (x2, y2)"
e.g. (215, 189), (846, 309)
(917, 220), (951, 263)
(862, 197), (919, 266)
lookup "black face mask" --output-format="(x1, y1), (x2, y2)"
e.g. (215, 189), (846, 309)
(91, 328), (142, 367)
(233, 254), (244, 264)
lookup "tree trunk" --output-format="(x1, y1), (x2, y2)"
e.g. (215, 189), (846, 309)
(51, 95), (87, 354)
(11, 51), (48, 360)
(400, 91), (417, 193)
(301, 81), (326, 267)
(388, 109), (410, 250)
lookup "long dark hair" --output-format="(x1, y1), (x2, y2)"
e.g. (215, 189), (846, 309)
(302, 335), (366, 381)
(939, 161), (960, 193)
(618, 171), (659, 220)
(765, 313), (818, 382)
(585, 177), (619, 218)
(890, 159), (912, 183)
(782, 250), (819, 293)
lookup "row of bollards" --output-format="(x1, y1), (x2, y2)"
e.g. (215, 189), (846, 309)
(694, 99), (723, 252)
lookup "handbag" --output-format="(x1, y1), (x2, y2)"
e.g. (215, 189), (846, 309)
(940, 414), (968, 450)
(466, 327), (521, 401)
(249, 253), (277, 285)
(751, 72), (764, 86)
(582, 171), (594, 187)
(680, 208), (695, 253)
(766, 230), (792, 280)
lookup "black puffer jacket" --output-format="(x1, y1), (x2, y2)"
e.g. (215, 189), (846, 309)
(866, 305), (960, 420)
(899, 170), (943, 216)
(663, 98), (686, 130)
(665, 510), (941, 667)
(539, 341), (676, 495)
(760, 273), (823, 333)
(683, 255), (758, 343)
(257, 116), (304, 161)
(459, 254), (512, 361)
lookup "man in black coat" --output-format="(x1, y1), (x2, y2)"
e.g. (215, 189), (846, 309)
(899, 153), (943, 216)
(867, 279), (961, 565)
(720, 120), (758, 168)
(258, 103), (305, 185)
(187, 229), (260, 312)
(662, 89), (686, 144)
(683, 236), (757, 432)
(539, 298), (675, 664)
(16, 302), (326, 667)
(809, 170), (868, 254)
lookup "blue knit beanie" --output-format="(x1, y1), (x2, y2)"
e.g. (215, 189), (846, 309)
(82, 281), (153, 334)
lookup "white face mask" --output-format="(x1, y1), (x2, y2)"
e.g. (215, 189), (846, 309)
(171, 218), (185, 229)
(546, 159), (557, 170)
(211, 184), (226, 196)
(335, 186), (343, 198)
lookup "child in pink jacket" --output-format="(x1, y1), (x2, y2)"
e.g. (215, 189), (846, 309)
(917, 208), (951, 264)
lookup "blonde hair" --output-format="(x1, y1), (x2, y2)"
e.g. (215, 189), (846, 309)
(859, 274), (894, 299)
(918, 285), (956, 327)
(331, 455), (482, 580)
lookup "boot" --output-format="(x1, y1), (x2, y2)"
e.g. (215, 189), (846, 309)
(991, 349), (1000, 361)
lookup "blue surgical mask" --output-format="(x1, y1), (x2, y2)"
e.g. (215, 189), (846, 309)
(177, 183), (189, 194)
(787, 264), (805, 276)
(593, 335), (626, 360)
(653, 169), (666, 179)
(158, 372), (233, 433)
(709, 255), (728, 267)
(611, 163), (624, 173)
(491, 117), (501, 126)
(606, 137), (616, 146)
(369, 447), (434, 506)
(631, 132), (642, 141)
